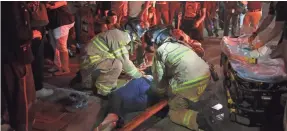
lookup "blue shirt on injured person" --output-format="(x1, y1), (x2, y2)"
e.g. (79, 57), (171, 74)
(113, 75), (153, 112)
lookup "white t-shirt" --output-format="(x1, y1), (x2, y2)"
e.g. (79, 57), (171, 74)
(128, 1), (145, 17)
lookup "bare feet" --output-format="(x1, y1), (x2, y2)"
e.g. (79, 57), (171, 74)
(94, 122), (116, 131)
(94, 113), (118, 131)
(101, 113), (119, 126)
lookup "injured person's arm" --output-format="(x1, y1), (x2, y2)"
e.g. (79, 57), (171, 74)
(94, 76), (154, 131)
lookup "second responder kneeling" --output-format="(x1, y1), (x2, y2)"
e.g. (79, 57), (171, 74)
(70, 18), (149, 97)
(144, 25), (222, 130)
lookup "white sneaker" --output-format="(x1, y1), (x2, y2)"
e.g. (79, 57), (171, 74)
(36, 88), (54, 98)
(48, 67), (59, 73)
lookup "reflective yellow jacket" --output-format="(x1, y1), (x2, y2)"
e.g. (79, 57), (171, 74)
(151, 41), (210, 96)
(80, 29), (142, 78)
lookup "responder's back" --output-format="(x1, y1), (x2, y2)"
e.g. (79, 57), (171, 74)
(157, 41), (210, 81)
(84, 29), (131, 58)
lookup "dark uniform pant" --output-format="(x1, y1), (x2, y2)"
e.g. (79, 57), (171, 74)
(2, 63), (36, 131)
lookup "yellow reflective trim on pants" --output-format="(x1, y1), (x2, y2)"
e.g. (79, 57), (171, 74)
(168, 49), (190, 65)
(196, 84), (206, 95)
(95, 82), (113, 96)
(188, 96), (199, 102)
(92, 37), (109, 52)
(158, 88), (166, 94)
(183, 110), (194, 127)
(89, 55), (101, 62)
(80, 55), (102, 69)
(173, 78), (209, 92)
(182, 75), (210, 86)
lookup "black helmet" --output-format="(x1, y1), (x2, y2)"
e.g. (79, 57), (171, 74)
(123, 18), (149, 40)
(145, 25), (174, 47)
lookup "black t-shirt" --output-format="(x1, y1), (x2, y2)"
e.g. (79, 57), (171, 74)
(182, 1), (206, 19)
(268, 2), (287, 41)
(268, 2), (287, 22)
(47, 5), (75, 29)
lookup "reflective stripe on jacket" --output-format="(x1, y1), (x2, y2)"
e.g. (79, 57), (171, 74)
(151, 41), (210, 95)
(81, 29), (142, 78)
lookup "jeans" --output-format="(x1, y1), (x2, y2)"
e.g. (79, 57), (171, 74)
(218, 2), (225, 29)
(204, 12), (219, 36)
(223, 12), (239, 37)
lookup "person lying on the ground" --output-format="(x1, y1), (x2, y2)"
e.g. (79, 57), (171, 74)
(70, 18), (148, 98)
(94, 75), (155, 131)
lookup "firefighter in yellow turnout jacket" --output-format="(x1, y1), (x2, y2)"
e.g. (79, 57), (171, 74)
(79, 19), (148, 96)
(145, 25), (211, 130)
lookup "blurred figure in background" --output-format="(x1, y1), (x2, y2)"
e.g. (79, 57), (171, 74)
(155, 1), (169, 25)
(223, 1), (243, 37)
(96, 1), (111, 17)
(46, 1), (75, 76)
(179, 1), (207, 42)
(111, 1), (128, 24)
(74, 2), (95, 46)
(204, 1), (219, 37)
(218, 1), (225, 29)
(106, 10), (121, 29)
(128, 1), (145, 19)
(29, 1), (55, 97)
(243, 1), (262, 31)
(139, 2), (157, 27)
(169, 1), (181, 28)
